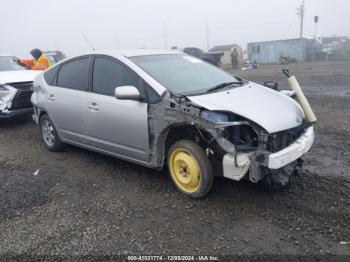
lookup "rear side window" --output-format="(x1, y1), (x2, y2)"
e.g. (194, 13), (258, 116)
(92, 57), (139, 96)
(43, 65), (59, 85)
(57, 57), (90, 91)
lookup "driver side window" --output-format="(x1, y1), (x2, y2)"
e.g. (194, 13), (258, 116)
(92, 57), (139, 96)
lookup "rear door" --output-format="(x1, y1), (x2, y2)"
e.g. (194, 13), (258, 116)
(86, 56), (149, 162)
(46, 56), (91, 144)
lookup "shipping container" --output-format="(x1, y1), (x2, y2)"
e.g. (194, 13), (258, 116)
(247, 38), (309, 64)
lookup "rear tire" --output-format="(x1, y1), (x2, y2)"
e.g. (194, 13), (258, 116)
(167, 140), (214, 198)
(39, 114), (64, 152)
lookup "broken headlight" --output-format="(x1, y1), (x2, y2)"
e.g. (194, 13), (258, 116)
(201, 110), (258, 150)
(0, 85), (9, 92)
(0, 85), (13, 109)
(200, 110), (229, 122)
(0, 85), (10, 99)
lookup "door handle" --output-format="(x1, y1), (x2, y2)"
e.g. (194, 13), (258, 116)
(88, 102), (99, 111)
(48, 94), (56, 101)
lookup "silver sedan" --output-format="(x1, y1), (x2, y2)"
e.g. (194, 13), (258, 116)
(31, 49), (314, 198)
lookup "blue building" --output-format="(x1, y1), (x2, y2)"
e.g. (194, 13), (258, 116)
(247, 38), (317, 64)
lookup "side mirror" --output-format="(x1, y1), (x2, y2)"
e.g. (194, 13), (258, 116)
(115, 86), (140, 100)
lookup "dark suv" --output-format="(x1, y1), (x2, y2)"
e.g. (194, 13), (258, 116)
(183, 47), (223, 66)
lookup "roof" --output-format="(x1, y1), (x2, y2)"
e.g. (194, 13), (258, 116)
(321, 36), (349, 44)
(93, 49), (182, 58)
(53, 49), (183, 63)
(248, 38), (308, 45)
(210, 44), (240, 52)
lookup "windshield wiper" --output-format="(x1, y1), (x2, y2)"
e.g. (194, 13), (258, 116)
(206, 81), (246, 93)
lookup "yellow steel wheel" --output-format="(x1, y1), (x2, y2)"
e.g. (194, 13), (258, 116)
(169, 148), (201, 193)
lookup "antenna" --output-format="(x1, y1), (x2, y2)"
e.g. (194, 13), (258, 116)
(82, 34), (96, 51)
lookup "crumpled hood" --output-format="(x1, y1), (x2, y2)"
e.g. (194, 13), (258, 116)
(187, 82), (305, 133)
(0, 70), (41, 85)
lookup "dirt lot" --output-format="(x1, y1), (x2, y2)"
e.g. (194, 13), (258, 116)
(1, 61), (350, 258)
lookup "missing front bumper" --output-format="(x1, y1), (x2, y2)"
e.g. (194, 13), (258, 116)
(222, 126), (314, 182)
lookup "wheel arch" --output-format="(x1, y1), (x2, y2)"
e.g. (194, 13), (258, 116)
(38, 109), (48, 120)
(37, 109), (64, 143)
(154, 123), (216, 169)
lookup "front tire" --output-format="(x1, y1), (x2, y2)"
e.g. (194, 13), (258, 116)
(167, 140), (214, 198)
(39, 114), (64, 152)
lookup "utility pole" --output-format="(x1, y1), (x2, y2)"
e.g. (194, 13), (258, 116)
(297, 1), (305, 39)
(313, 15), (319, 61)
(297, 1), (305, 61)
(314, 15), (319, 40)
(205, 20), (210, 51)
(163, 23), (167, 49)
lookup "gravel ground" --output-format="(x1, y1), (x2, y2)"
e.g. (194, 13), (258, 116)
(0, 61), (350, 258)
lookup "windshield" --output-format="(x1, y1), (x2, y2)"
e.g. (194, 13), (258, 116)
(0, 56), (26, 72)
(131, 54), (241, 95)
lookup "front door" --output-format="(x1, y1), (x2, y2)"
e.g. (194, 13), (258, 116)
(86, 56), (149, 162)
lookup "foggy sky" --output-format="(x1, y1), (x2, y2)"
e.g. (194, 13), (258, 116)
(1, 0), (350, 57)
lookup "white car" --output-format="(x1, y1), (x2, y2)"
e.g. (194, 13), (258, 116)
(0, 55), (41, 119)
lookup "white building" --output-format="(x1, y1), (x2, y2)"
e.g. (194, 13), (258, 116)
(209, 44), (243, 66)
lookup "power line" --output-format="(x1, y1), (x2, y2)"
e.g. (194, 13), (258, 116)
(209, 19), (295, 31)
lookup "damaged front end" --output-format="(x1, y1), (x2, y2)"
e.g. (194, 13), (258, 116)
(237, 121), (313, 188)
(148, 88), (314, 190)
(0, 82), (34, 119)
(201, 110), (314, 188)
